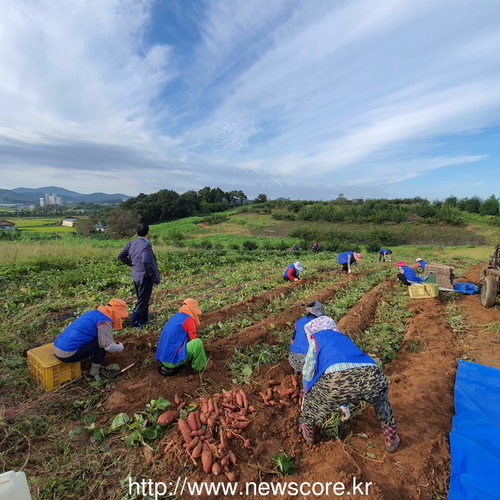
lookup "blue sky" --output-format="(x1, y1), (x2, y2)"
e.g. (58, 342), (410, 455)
(1, 0), (500, 201)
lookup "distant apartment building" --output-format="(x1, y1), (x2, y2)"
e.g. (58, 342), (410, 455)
(40, 193), (62, 207)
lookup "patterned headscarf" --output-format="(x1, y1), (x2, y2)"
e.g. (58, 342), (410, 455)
(97, 299), (129, 330)
(304, 316), (338, 337)
(305, 300), (324, 317)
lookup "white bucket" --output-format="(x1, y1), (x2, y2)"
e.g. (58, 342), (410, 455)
(0, 470), (32, 500)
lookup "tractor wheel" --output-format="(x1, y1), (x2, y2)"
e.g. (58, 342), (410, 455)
(480, 275), (498, 308)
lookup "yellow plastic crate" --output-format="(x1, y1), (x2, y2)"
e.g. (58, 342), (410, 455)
(27, 343), (81, 391)
(408, 284), (439, 299)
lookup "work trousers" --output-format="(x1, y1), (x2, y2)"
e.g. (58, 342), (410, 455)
(132, 277), (154, 326)
(54, 338), (106, 365)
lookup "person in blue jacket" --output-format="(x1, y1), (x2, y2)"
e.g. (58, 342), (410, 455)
(283, 261), (303, 281)
(155, 299), (213, 376)
(337, 251), (362, 274)
(288, 301), (325, 372)
(298, 316), (400, 452)
(396, 261), (424, 285)
(378, 249), (393, 262)
(118, 223), (161, 329)
(413, 257), (429, 274)
(53, 299), (129, 381)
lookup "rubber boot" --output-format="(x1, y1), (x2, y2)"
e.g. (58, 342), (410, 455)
(89, 363), (101, 381)
(131, 310), (142, 328)
(382, 424), (400, 452)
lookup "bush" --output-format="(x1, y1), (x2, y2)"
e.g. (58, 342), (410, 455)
(203, 214), (229, 225)
(229, 243), (240, 250)
(262, 240), (274, 251)
(198, 240), (213, 250)
(365, 241), (381, 253)
(275, 240), (290, 251)
(242, 240), (258, 251)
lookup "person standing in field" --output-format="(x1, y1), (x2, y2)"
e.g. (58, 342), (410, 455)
(118, 223), (161, 329)
(53, 299), (129, 381)
(378, 249), (393, 262)
(298, 316), (400, 452)
(283, 261), (303, 281)
(312, 241), (320, 254)
(337, 251), (362, 274)
(289, 300), (325, 373)
(155, 299), (213, 376)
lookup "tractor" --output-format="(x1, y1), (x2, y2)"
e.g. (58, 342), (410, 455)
(480, 244), (500, 307)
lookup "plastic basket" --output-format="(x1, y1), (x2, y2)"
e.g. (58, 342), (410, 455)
(27, 343), (81, 391)
(408, 284), (439, 299)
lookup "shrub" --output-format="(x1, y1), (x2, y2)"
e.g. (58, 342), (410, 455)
(262, 240), (274, 251)
(198, 240), (213, 250)
(242, 240), (258, 251)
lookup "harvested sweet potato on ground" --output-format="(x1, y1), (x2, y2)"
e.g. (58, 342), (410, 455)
(157, 410), (179, 426)
(201, 444), (213, 474)
(177, 419), (193, 444)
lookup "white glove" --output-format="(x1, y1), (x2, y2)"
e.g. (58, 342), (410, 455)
(348, 269), (352, 274)
(339, 404), (350, 422)
(105, 342), (124, 353)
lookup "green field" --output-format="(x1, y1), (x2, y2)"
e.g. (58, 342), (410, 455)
(0, 212), (498, 499)
(5, 216), (76, 233)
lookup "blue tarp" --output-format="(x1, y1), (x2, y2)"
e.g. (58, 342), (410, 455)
(448, 360), (500, 500)
(453, 282), (479, 295)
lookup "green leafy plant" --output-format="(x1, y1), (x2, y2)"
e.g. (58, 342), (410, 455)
(272, 452), (298, 476)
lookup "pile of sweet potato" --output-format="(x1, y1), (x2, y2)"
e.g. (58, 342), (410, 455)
(160, 389), (254, 481)
(258, 375), (302, 406)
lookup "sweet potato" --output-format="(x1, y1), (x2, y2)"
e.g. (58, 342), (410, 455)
(188, 436), (199, 451)
(201, 444), (213, 474)
(231, 420), (251, 430)
(157, 410), (179, 426)
(235, 392), (243, 408)
(239, 389), (249, 409)
(225, 471), (237, 482)
(144, 446), (154, 465)
(211, 460), (221, 475)
(199, 412), (208, 424)
(174, 394), (180, 405)
(187, 411), (198, 432)
(177, 419), (192, 444)
(268, 379), (280, 386)
(228, 450), (237, 465)
(191, 441), (203, 458)
(291, 374), (298, 387)
(193, 410), (202, 429)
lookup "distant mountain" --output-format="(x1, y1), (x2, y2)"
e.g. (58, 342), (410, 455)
(1, 186), (131, 204)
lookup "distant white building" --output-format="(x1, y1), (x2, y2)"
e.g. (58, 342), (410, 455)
(62, 218), (78, 227)
(40, 193), (62, 207)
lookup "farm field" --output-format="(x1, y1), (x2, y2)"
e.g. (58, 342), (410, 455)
(0, 224), (500, 499)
